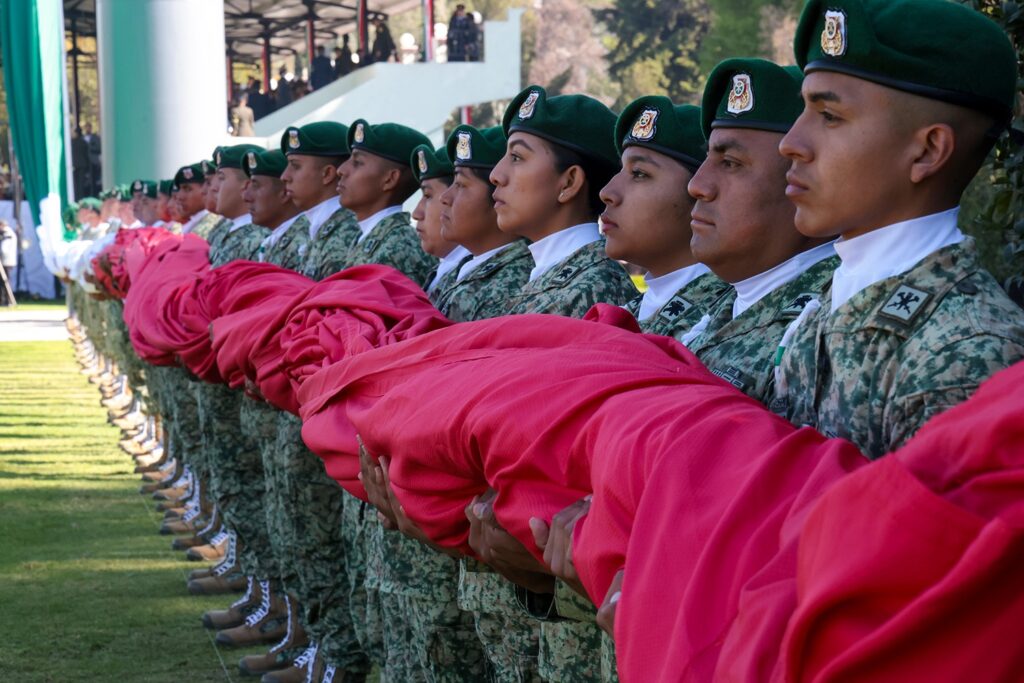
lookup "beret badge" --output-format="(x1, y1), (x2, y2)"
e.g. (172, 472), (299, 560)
(821, 9), (848, 57)
(630, 108), (659, 141)
(518, 91), (540, 120)
(455, 131), (472, 161)
(417, 149), (428, 174)
(288, 129), (301, 149)
(727, 74), (754, 115)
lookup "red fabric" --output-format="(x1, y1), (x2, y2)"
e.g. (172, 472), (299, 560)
(91, 227), (176, 298)
(297, 305), (746, 555)
(122, 234), (211, 365)
(210, 267), (314, 392)
(248, 265), (448, 414)
(775, 360), (1024, 683)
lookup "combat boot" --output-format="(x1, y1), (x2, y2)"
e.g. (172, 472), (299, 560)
(238, 595), (308, 677)
(215, 581), (287, 647)
(259, 643), (317, 683)
(203, 577), (261, 630)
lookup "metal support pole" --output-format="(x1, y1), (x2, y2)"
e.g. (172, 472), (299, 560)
(262, 34), (271, 92)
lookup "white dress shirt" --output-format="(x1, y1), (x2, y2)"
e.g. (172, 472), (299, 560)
(527, 222), (601, 282)
(427, 245), (472, 292)
(637, 263), (711, 321)
(731, 241), (836, 319)
(356, 205), (403, 243)
(303, 196), (342, 239)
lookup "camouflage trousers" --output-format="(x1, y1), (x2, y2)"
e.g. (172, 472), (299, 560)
(161, 367), (206, 479)
(600, 633), (618, 682)
(538, 582), (605, 682)
(377, 528), (486, 682)
(457, 560), (542, 683)
(342, 494), (386, 668)
(194, 382), (272, 578)
(273, 412), (369, 673)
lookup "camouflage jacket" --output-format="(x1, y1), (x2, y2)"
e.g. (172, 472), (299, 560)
(299, 207), (362, 280)
(426, 253), (474, 304)
(192, 211), (226, 241)
(259, 215), (310, 271)
(773, 239), (1024, 459)
(433, 240), (534, 322)
(210, 222), (272, 267)
(625, 271), (731, 340)
(343, 212), (437, 288)
(203, 217), (233, 258)
(690, 256), (839, 404)
(504, 240), (637, 317)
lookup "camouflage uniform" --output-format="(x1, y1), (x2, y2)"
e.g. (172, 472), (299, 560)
(687, 256), (839, 405)
(261, 215), (311, 270)
(432, 240), (533, 322)
(195, 220), (275, 578)
(774, 239), (1024, 459)
(342, 211), (438, 287)
(504, 240), (637, 317)
(373, 245), (532, 682)
(624, 271), (730, 339)
(191, 211), (226, 241)
(425, 253), (473, 306)
(299, 208), (362, 280)
(445, 240), (633, 683)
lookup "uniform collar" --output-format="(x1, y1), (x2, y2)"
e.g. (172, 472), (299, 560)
(830, 207), (963, 313)
(638, 263), (710, 321)
(357, 205), (403, 242)
(229, 213), (253, 232)
(262, 213), (302, 249)
(427, 244), (472, 292)
(527, 222), (601, 282)
(303, 195), (342, 239)
(457, 242), (515, 282)
(181, 209), (208, 234)
(732, 241), (836, 319)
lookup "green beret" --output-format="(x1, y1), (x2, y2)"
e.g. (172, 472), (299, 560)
(200, 159), (216, 177)
(410, 144), (454, 183)
(348, 119), (432, 165)
(502, 85), (619, 171)
(174, 163), (205, 187)
(118, 184), (133, 202)
(78, 197), (103, 212)
(701, 58), (804, 138)
(63, 203), (80, 227)
(98, 187), (117, 200)
(143, 180), (159, 199)
(130, 179), (145, 195)
(244, 149), (288, 178)
(217, 144), (265, 170)
(158, 180), (174, 196)
(615, 97), (706, 172)
(281, 121), (351, 157)
(446, 125), (506, 170)
(795, 0), (1016, 121)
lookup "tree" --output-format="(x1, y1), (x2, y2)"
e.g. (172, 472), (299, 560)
(595, 0), (711, 107)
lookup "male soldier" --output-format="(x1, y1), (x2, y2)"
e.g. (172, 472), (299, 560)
(775, 0), (1024, 458)
(327, 117), (437, 681)
(278, 121), (360, 280)
(684, 58), (838, 405)
(602, 97), (729, 339)
(175, 162), (219, 236)
(265, 121), (373, 683)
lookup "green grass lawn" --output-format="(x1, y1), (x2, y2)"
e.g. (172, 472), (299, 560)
(0, 341), (245, 682)
(2, 298), (68, 312)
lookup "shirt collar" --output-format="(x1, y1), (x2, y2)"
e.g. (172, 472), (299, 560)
(732, 241), (836, 319)
(357, 205), (403, 242)
(427, 245), (472, 292)
(303, 195), (341, 239)
(527, 222), (601, 282)
(458, 242), (515, 282)
(229, 213), (253, 232)
(830, 207), (963, 313)
(638, 262), (711, 321)
(181, 209), (208, 234)
(262, 213), (301, 249)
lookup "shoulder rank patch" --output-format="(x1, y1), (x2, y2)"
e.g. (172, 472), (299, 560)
(549, 263), (580, 286)
(518, 91), (540, 120)
(821, 9), (848, 58)
(361, 237), (379, 254)
(456, 131), (472, 161)
(879, 284), (930, 323)
(727, 74), (754, 115)
(781, 292), (818, 317)
(659, 294), (693, 320)
(630, 108), (659, 141)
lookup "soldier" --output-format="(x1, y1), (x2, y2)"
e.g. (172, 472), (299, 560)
(262, 121), (374, 683)
(493, 86), (637, 318)
(409, 144), (471, 299)
(433, 124), (532, 321)
(684, 58), (838, 405)
(775, 0), (1024, 458)
(601, 96), (729, 338)
(174, 162), (220, 237)
(278, 122), (360, 280)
